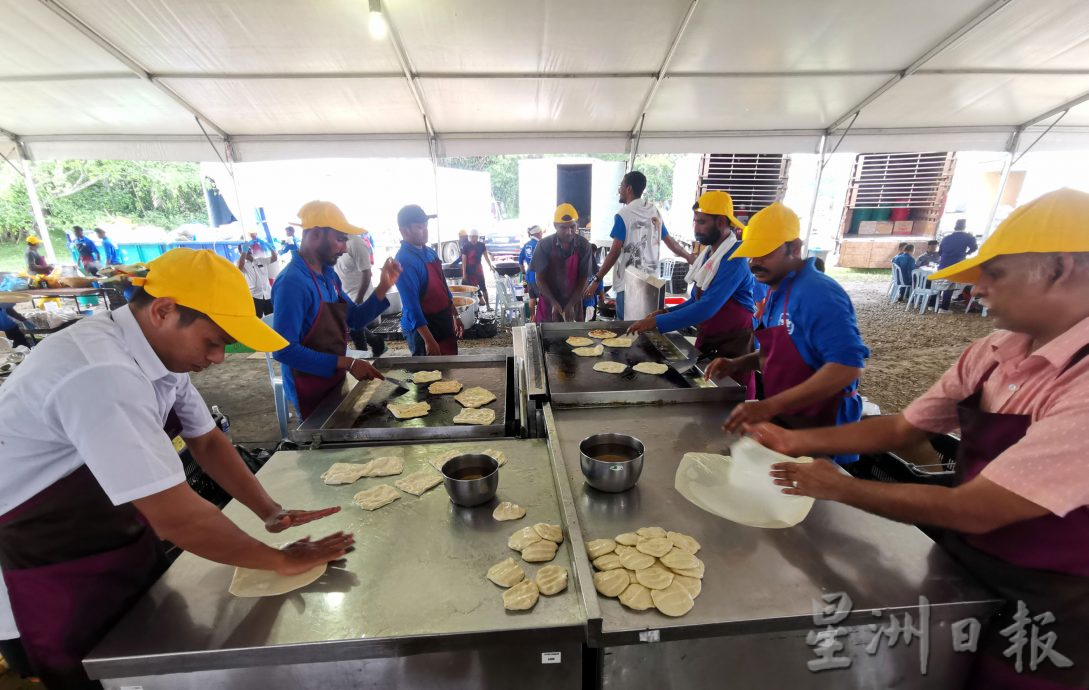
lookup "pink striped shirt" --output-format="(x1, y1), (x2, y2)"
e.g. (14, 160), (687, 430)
(903, 315), (1089, 517)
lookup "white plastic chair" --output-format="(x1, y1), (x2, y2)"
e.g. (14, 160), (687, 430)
(261, 315), (290, 440)
(964, 293), (989, 317)
(493, 273), (525, 327)
(887, 263), (911, 304)
(906, 269), (945, 314)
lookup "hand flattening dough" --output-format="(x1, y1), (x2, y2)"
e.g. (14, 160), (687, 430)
(508, 527), (542, 551)
(492, 501), (525, 521)
(619, 582), (654, 610)
(428, 380), (462, 394)
(592, 361), (627, 374)
(633, 362), (669, 375)
(566, 336), (594, 347)
(593, 569), (629, 597)
(453, 408), (496, 425)
(388, 401), (430, 419)
(229, 562), (327, 598)
(454, 386), (497, 408)
(635, 565), (674, 590)
(585, 538), (616, 559)
(394, 471), (443, 496)
(411, 370), (442, 384)
(521, 539), (558, 563)
(651, 582), (694, 617)
(533, 523), (563, 543)
(536, 565), (568, 595)
(503, 580), (539, 611)
(353, 485), (401, 511)
(486, 558), (525, 587)
(635, 537), (673, 558)
(667, 531), (701, 554)
(592, 553), (623, 571)
(660, 548), (703, 572)
(572, 345), (604, 357)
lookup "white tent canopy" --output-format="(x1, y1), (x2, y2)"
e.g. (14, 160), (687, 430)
(2, 0), (1089, 162)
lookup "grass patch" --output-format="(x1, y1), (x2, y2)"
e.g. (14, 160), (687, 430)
(226, 343), (256, 354)
(0, 242), (26, 273)
(827, 266), (890, 283)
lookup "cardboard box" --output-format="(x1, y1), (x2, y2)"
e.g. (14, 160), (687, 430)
(857, 221), (877, 235)
(874, 221), (894, 236)
(913, 220), (937, 237)
(893, 220), (914, 236)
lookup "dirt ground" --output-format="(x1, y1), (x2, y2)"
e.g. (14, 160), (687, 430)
(187, 279), (993, 449)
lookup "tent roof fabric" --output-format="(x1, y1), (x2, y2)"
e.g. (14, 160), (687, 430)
(2, 0), (1089, 161)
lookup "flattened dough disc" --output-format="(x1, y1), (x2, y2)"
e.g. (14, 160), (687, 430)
(453, 408), (496, 425)
(566, 336), (594, 347)
(632, 362), (668, 375)
(454, 386), (497, 408)
(229, 563), (327, 598)
(587, 329), (617, 339)
(389, 401), (431, 419)
(411, 370), (442, 384)
(572, 345), (604, 357)
(593, 361), (627, 374)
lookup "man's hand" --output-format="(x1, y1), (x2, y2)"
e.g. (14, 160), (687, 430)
(626, 313), (662, 335)
(723, 399), (779, 433)
(264, 506), (341, 534)
(552, 301), (566, 321)
(276, 532), (355, 576)
(453, 316), (464, 339)
(424, 333), (442, 355)
(742, 422), (806, 457)
(348, 359), (384, 381)
(376, 258), (402, 295)
(705, 357), (739, 381)
(583, 278), (600, 299)
(769, 458), (850, 501)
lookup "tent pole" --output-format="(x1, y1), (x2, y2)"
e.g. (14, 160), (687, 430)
(801, 135), (828, 257)
(983, 156), (1012, 240)
(10, 140), (58, 265)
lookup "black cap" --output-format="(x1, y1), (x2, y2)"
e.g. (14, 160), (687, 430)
(397, 204), (437, 227)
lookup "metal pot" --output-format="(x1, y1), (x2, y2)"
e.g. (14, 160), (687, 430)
(579, 433), (644, 493)
(452, 295), (478, 329)
(441, 454), (499, 507)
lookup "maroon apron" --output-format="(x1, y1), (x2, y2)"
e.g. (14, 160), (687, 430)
(292, 267), (350, 420)
(755, 282), (854, 428)
(462, 242), (486, 288)
(534, 250), (581, 324)
(0, 412), (181, 689)
(692, 283), (754, 390)
(940, 357), (1089, 689)
(421, 258), (458, 355)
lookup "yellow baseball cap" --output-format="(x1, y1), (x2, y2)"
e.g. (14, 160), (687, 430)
(554, 203), (579, 223)
(134, 248), (288, 352)
(292, 200), (365, 235)
(694, 191), (744, 229)
(732, 203), (801, 259)
(26, 236), (41, 245)
(930, 188), (1089, 283)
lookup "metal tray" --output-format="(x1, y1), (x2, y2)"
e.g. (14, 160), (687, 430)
(294, 355), (516, 444)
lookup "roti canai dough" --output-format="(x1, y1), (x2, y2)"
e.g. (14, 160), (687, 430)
(637, 526), (667, 539)
(585, 538), (616, 559)
(502, 580), (540, 611)
(674, 575), (702, 600)
(428, 450), (460, 472)
(428, 380), (463, 395)
(411, 370), (443, 384)
(661, 549), (703, 572)
(602, 336), (635, 348)
(453, 408), (496, 425)
(636, 537), (673, 558)
(353, 485), (401, 511)
(669, 560), (706, 579)
(587, 329), (617, 339)
(572, 345), (605, 357)
(536, 565), (569, 595)
(651, 582), (695, 617)
(592, 553), (623, 571)
(229, 563), (326, 598)
(667, 531), (701, 555)
(320, 462), (372, 485)
(533, 523), (563, 543)
(566, 336), (594, 347)
(486, 558), (525, 587)
(357, 456), (404, 477)
(388, 401), (430, 419)
(593, 569), (629, 597)
(521, 539), (558, 563)
(615, 532), (640, 546)
(627, 569), (640, 584)
(455, 386), (497, 408)
(482, 449), (508, 467)
(635, 566), (675, 591)
(633, 362), (669, 375)
(592, 361), (628, 374)
(493, 501), (526, 521)
(619, 582), (654, 611)
(618, 547), (655, 571)
(508, 527), (542, 551)
(394, 471), (443, 496)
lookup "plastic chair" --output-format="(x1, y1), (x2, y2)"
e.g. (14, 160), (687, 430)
(906, 269), (943, 314)
(965, 293), (989, 317)
(493, 273), (525, 327)
(261, 315), (290, 440)
(887, 263), (911, 304)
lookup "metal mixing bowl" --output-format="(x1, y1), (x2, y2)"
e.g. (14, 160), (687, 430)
(441, 453), (499, 507)
(579, 433), (644, 493)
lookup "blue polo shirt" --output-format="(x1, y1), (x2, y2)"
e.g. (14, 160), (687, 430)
(271, 253), (389, 406)
(756, 258), (869, 463)
(938, 231), (978, 269)
(395, 241), (452, 335)
(280, 237), (300, 257)
(101, 237), (121, 265)
(518, 238), (539, 284)
(73, 236), (99, 261)
(656, 243), (754, 333)
(891, 253), (915, 285)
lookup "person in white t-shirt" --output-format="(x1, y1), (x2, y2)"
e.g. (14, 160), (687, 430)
(0, 249), (352, 688)
(335, 233), (386, 356)
(238, 243), (273, 317)
(584, 170), (693, 319)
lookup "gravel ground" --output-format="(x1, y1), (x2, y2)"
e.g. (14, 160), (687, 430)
(189, 277), (993, 447)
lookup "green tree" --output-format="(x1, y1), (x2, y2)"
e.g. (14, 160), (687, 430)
(442, 155), (527, 219)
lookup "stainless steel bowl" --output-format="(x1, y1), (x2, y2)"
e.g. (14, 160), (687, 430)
(579, 433), (644, 493)
(441, 453), (499, 507)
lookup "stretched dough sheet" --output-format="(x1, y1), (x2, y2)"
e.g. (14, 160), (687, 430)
(674, 437), (815, 529)
(229, 563), (327, 598)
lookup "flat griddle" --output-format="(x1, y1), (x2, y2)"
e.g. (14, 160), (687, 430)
(294, 355), (515, 443)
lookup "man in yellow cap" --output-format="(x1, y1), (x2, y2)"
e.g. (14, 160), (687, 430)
(627, 191), (756, 387)
(0, 248), (353, 688)
(707, 202), (869, 463)
(750, 188), (1089, 689)
(585, 171), (693, 319)
(24, 235), (52, 276)
(529, 203), (594, 322)
(272, 201), (402, 419)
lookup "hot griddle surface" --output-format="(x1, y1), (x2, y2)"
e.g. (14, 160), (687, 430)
(540, 329), (693, 395)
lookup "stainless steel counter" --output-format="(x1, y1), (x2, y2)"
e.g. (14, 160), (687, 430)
(545, 403), (1002, 688)
(85, 439), (586, 688)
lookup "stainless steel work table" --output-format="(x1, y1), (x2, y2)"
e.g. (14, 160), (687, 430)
(544, 403), (1002, 689)
(85, 439), (588, 689)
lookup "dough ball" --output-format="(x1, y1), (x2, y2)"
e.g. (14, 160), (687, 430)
(536, 565), (569, 596)
(486, 558), (525, 587)
(618, 547), (655, 571)
(592, 553), (623, 571)
(503, 580), (539, 611)
(615, 532), (640, 546)
(635, 537), (673, 558)
(634, 566), (675, 591)
(492, 501), (526, 521)
(508, 527), (542, 551)
(651, 582), (694, 617)
(660, 549), (702, 572)
(585, 538), (616, 559)
(593, 569), (629, 597)
(521, 539), (558, 563)
(667, 531), (701, 555)
(636, 526), (667, 539)
(619, 583), (654, 611)
(674, 575), (702, 600)
(533, 523), (563, 543)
